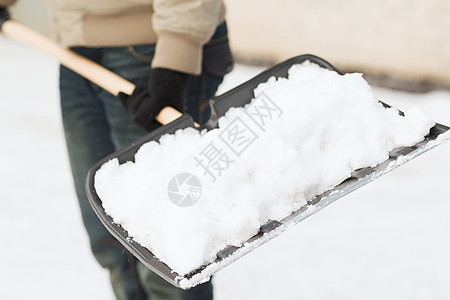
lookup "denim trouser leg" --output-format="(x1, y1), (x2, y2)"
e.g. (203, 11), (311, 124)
(60, 47), (149, 300)
(60, 39), (224, 299)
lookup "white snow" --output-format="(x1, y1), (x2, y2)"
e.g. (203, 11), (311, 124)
(95, 61), (436, 277)
(1, 35), (450, 299)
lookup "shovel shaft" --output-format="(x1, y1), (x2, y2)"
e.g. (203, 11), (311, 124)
(2, 20), (135, 96)
(1, 20), (181, 126)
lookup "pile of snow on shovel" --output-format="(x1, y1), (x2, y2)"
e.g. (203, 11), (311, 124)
(95, 61), (435, 275)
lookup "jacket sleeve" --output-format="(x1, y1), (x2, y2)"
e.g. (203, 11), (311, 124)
(0, 0), (17, 6)
(151, 0), (225, 75)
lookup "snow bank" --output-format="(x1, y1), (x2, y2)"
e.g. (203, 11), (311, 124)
(94, 61), (435, 275)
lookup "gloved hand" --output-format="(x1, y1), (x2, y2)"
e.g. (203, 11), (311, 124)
(0, 6), (10, 30)
(119, 68), (189, 131)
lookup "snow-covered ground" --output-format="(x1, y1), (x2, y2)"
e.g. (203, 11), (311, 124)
(1, 36), (449, 299)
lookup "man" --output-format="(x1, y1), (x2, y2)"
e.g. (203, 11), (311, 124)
(0, 1), (233, 299)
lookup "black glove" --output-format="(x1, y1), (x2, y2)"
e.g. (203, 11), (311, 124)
(0, 6), (10, 30)
(119, 68), (189, 131)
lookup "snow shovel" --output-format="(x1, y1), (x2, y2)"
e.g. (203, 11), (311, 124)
(85, 64), (449, 289)
(4, 20), (450, 289)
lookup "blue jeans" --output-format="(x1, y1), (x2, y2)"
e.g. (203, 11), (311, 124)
(60, 23), (230, 300)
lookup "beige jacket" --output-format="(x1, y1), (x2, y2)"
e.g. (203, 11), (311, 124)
(1, 0), (15, 5)
(0, 0), (16, 6)
(2, 0), (225, 74)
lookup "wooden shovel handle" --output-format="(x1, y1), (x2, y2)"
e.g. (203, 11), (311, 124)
(1, 20), (182, 125)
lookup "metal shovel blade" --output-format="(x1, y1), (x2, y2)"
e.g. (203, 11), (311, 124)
(86, 54), (450, 288)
